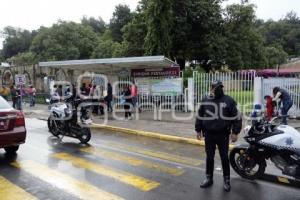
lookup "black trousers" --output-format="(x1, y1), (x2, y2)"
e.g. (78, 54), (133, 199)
(124, 104), (131, 118)
(204, 133), (230, 178)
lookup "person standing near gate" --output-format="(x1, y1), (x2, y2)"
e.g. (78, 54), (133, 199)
(195, 81), (242, 192)
(272, 87), (293, 125)
(122, 86), (132, 120)
(28, 85), (36, 107)
(10, 85), (18, 109)
(105, 82), (113, 112)
(130, 81), (141, 113)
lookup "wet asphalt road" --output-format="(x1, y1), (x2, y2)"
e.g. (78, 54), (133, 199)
(0, 118), (299, 200)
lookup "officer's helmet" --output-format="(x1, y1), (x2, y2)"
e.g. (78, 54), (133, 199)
(211, 80), (224, 89)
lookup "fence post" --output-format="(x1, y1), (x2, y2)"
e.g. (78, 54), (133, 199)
(254, 77), (263, 106)
(188, 78), (194, 112)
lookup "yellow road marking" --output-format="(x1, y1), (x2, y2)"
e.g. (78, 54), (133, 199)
(277, 177), (290, 184)
(11, 161), (124, 200)
(107, 142), (203, 166)
(81, 147), (184, 176)
(52, 153), (160, 191)
(0, 175), (37, 200)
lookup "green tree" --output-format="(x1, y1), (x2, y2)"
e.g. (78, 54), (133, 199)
(8, 52), (38, 66)
(265, 46), (288, 67)
(0, 50), (4, 62)
(122, 11), (147, 56)
(91, 30), (124, 58)
(259, 12), (300, 57)
(109, 4), (133, 42)
(169, 0), (192, 69)
(81, 16), (106, 34)
(144, 0), (173, 56)
(224, 2), (267, 70)
(182, 66), (193, 87)
(187, 0), (225, 72)
(30, 21), (98, 61)
(1, 26), (36, 59)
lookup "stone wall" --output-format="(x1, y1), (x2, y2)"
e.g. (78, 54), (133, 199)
(0, 65), (53, 92)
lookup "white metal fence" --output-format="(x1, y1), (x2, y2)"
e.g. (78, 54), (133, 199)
(115, 76), (186, 111)
(193, 71), (256, 112)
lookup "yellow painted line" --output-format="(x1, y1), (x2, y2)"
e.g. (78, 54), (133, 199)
(81, 147), (184, 176)
(107, 142), (203, 166)
(277, 177), (290, 184)
(92, 124), (235, 150)
(52, 153), (160, 191)
(11, 161), (124, 200)
(0, 175), (37, 200)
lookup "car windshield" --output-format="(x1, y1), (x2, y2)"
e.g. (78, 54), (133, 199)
(0, 97), (12, 109)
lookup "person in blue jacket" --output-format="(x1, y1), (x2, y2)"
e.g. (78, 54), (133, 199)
(272, 87), (293, 125)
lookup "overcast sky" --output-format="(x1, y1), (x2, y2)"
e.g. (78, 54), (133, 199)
(0, 0), (299, 46)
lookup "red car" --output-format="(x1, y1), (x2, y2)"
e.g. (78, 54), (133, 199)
(0, 96), (26, 154)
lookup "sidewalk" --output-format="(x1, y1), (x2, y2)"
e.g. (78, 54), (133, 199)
(23, 104), (198, 138)
(22, 104), (243, 145)
(23, 104), (300, 146)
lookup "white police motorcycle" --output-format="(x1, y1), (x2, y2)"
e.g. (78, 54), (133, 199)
(230, 106), (300, 180)
(46, 94), (92, 144)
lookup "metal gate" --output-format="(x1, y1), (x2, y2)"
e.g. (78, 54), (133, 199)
(261, 76), (300, 116)
(193, 71), (256, 113)
(116, 76), (185, 111)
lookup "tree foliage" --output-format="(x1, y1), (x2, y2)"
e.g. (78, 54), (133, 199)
(259, 12), (300, 57)
(109, 4), (133, 42)
(224, 2), (267, 70)
(122, 11), (147, 56)
(1, 26), (36, 59)
(187, 0), (225, 71)
(144, 0), (172, 56)
(8, 52), (37, 66)
(30, 21), (97, 61)
(1, 0), (300, 71)
(81, 16), (106, 34)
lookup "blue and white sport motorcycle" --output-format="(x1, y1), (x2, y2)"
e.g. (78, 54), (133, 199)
(230, 116), (300, 180)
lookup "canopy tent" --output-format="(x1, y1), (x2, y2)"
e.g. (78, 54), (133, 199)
(39, 56), (177, 75)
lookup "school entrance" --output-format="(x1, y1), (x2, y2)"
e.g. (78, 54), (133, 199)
(39, 56), (186, 111)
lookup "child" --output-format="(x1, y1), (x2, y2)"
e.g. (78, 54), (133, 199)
(264, 95), (274, 120)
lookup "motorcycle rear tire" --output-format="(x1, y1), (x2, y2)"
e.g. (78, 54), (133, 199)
(230, 148), (266, 180)
(79, 128), (91, 144)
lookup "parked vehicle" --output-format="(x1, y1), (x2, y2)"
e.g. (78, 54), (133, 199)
(0, 96), (26, 154)
(47, 97), (92, 144)
(230, 115), (300, 180)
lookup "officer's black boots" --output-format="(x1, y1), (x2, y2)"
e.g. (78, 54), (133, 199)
(200, 175), (213, 188)
(223, 176), (231, 192)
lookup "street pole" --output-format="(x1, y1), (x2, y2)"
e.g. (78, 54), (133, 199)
(20, 84), (23, 111)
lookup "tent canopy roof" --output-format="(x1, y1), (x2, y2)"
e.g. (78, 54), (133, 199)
(39, 56), (176, 74)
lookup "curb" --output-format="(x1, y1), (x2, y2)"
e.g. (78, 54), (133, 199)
(91, 123), (235, 149)
(24, 110), (236, 149)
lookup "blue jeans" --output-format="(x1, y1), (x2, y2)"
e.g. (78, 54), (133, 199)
(132, 96), (137, 107)
(30, 95), (35, 107)
(282, 100), (293, 125)
(16, 98), (22, 110)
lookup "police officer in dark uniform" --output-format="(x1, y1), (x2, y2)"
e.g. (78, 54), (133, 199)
(195, 81), (242, 192)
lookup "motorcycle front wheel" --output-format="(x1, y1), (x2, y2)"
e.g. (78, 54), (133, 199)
(230, 148), (266, 180)
(47, 117), (60, 137)
(78, 128), (91, 144)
